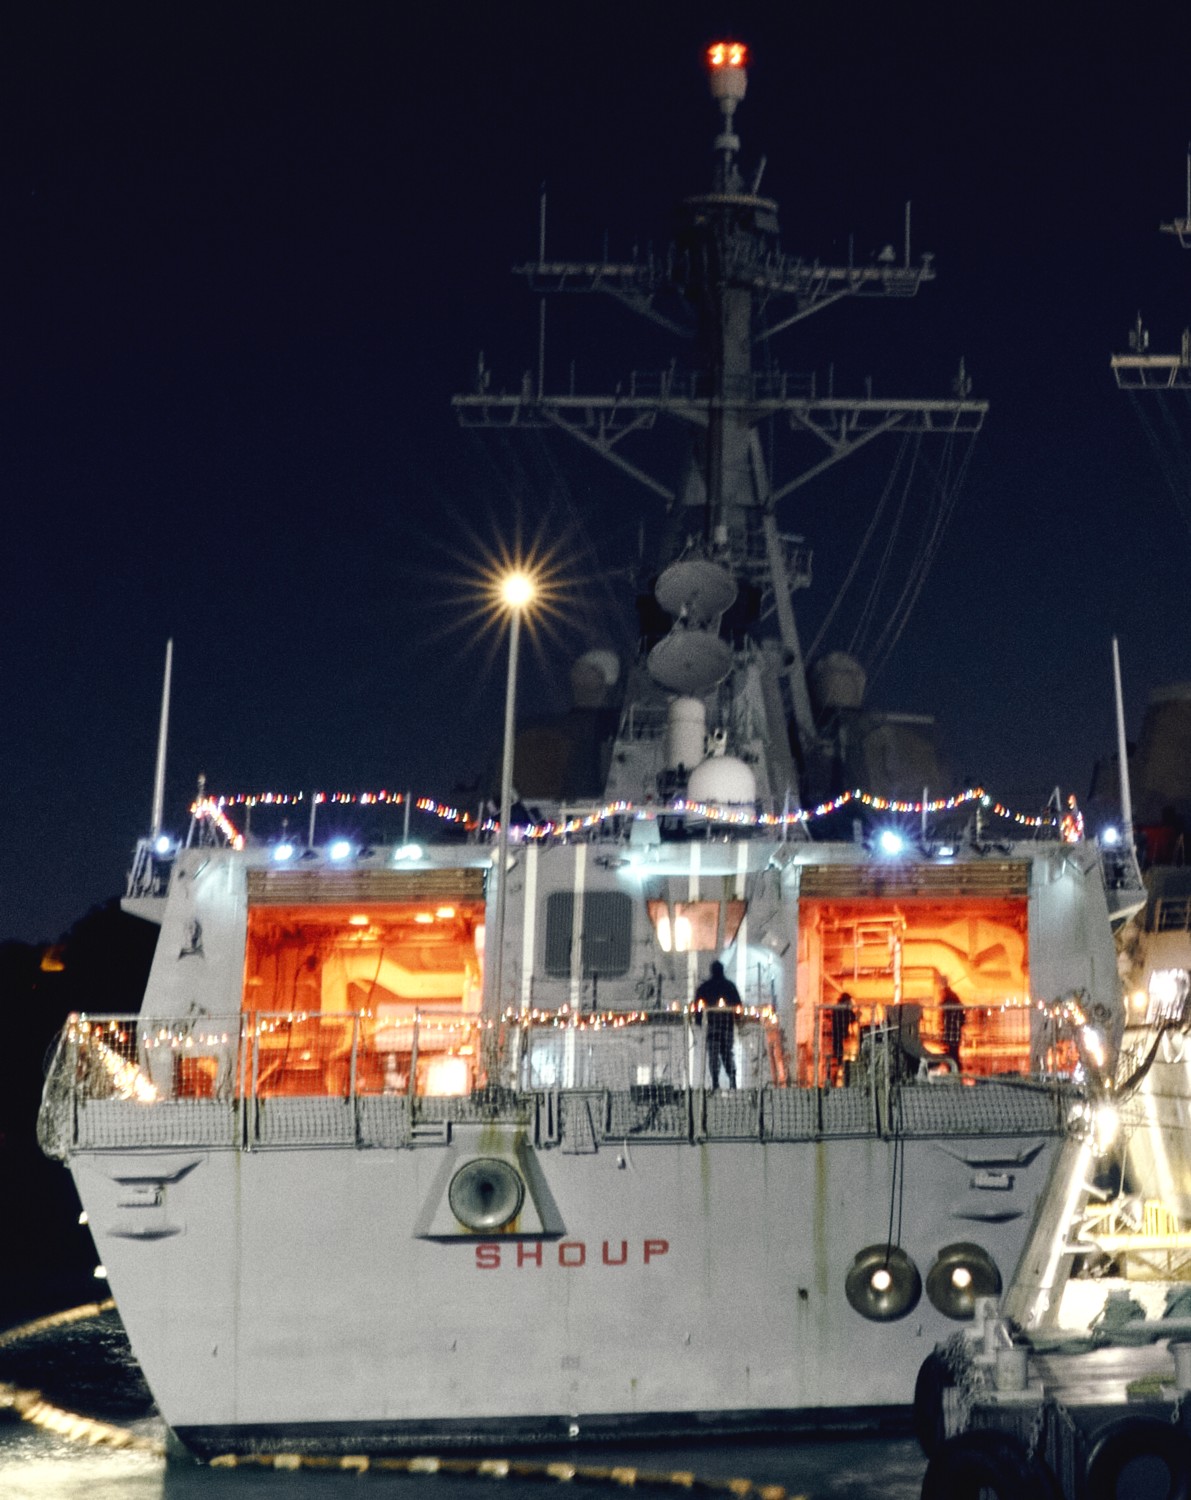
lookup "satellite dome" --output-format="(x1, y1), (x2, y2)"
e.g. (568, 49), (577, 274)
(687, 755), (757, 806)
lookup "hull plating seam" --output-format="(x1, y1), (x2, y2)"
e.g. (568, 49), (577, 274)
(175, 1405), (914, 1457)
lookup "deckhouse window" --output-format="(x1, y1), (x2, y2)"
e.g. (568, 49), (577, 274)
(647, 898), (745, 953)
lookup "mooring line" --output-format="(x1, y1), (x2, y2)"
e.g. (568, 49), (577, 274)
(0, 1379), (166, 1455)
(208, 1452), (799, 1495)
(0, 1299), (116, 1350)
(0, 1305), (806, 1495)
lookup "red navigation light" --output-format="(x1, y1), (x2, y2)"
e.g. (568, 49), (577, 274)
(707, 41), (747, 70)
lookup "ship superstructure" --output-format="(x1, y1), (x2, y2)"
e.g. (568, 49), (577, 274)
(38, 45), (1127, 1457)
(454, 41), (985, 809)
(1096, 167), (1191, 1275)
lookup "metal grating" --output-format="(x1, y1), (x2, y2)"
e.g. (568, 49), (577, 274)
(894, 1081), (1063, 1137)
(253, 1098), (356, 1147)
(763, 1089), (820, 1140)
(797, 861), (1030, 900)
(356, 1096), (412, 1148)
(246, 867), (486, 905)
(75, 1099), (239, 1150)
(704, 1089), (762, 1140)
(416, 1094), (533, 1126)
(820, 1087), (878, 1136)
(560, 1094), (600, 1153)
(607, 1088), (689, 1139)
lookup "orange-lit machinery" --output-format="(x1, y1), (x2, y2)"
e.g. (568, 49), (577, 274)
(796, 894), (1032, 1083)
(219, 897), (486, 1099)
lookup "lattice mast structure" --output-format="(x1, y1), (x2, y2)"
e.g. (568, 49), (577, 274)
(1113, 147), (1191, 391)
(453, 42), (986, 798)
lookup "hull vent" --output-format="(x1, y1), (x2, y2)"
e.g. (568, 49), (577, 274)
(246, 867), (486, 905)
(797, 861), (1030, 900)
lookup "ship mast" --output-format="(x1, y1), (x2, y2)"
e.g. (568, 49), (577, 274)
(455, 43), (987, 805)
(1112, 145), (1191, 391)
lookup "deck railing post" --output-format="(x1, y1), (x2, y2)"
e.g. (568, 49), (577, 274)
(349, 1014), (360, 1143)
(249, 1021), (260, 1149)
(813, 1003), (823, 1133)
(408, 1011), (420, 1121)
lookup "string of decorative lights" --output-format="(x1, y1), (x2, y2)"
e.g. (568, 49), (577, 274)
(191, 784), (1064, 848)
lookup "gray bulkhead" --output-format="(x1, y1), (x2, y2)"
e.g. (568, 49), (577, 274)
(139, 848), (248, 1020)
(498, 838), (797, 1023)
(1027, 843), (1123, 1043)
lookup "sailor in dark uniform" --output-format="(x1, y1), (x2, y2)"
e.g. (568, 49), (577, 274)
(695, 960), (741, 1090)
(939, 981), (965, 1065)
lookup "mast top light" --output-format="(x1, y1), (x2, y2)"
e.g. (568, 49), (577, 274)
(706, 41), (748, 109)
(707, 41), (747, 70)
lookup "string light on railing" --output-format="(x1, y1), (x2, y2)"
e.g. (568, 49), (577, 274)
(193, 782), (1063, 849)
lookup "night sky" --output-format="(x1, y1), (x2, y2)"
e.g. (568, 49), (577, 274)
(5, 2), (1191, 943)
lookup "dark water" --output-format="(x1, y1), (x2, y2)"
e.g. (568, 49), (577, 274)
(0, 1311), (927, 1500)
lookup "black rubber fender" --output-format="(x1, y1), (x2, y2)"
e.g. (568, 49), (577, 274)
(1085, 1417), (1191, 1500)
(911, 1351), (954, 1458)
(921, 1429), (1060, 1500)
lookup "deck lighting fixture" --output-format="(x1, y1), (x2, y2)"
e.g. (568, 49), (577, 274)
(154, 835), (172, 856)
(1100, 826), (1120, 846)
(329, 839), (352, 861)
(1092, 1103), (1120, 1153)
(394, 843), (424, 862)
(273, 842), (295, 862)
(877, 829), (905, 857)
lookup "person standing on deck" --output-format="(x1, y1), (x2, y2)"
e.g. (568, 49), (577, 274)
(696, 960), (741, 1090)
(831, 991), (856, 1083)
(939, 980), (965, 1066)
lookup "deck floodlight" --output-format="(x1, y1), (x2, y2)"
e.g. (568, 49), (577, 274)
(878, 828), (905, 857)
(273, 842), (295, 862)
(329, 839), (352, 861)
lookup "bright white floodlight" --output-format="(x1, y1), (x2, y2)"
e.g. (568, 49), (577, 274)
(501, 572), (536, 610)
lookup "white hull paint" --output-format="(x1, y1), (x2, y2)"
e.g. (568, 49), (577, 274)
(72, 1124), (1063, 1451)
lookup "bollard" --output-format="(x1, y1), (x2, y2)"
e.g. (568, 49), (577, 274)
(1173, 1340), (1191, 1392)
(994, 1345), (1029, 1392)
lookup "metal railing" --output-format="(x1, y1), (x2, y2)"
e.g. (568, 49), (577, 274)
(38, 1006), (1079, 1159)
(805, 1001), (1076, 1089)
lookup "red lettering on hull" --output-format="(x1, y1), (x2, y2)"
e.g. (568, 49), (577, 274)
(474, 1238), (670, 1270)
